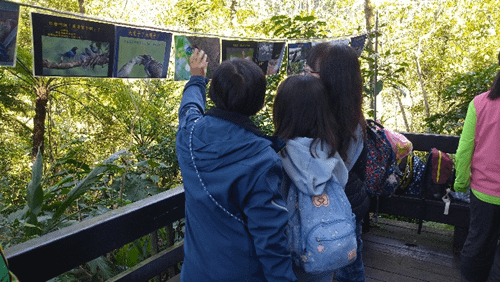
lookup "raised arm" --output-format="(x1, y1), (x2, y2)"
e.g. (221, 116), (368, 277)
(178, 49), (209, 129)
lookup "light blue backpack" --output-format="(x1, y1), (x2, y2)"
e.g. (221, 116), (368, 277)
(286, 174), (358, 274)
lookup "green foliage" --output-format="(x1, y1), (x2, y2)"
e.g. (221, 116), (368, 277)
(25, 149), (44, 233)
(114, 237), (151, 268)
(426, 64), (499, 134)
(254, 13), (329, 39)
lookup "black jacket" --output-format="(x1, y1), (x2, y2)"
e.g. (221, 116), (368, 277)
(345, 144), (370, 222)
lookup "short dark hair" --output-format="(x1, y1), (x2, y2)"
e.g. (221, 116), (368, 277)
(488, 51), (500, 100)
(209, 58), (266, 116)
(307, 43), (365, 159)
(273, 75), (339, 158)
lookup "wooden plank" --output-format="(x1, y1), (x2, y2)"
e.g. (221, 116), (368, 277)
(361, 218), (461, 282)
(400, 256), (460, 281)
(167, 273), (181, 282)
(363, 233), (456, 268)
(5, 186), (185, 282)
(364, 266), (396, 281)
(367, 218), (455, 253)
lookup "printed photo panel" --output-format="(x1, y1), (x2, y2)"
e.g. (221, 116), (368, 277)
(256, 42), (286, 76)
(32, 13), (115, 77)
(0, 1), (19, 67)
(113, 26), (172, 78)
(350, 34), (367, 57)
(287, 42), (311, 75)
(222, 40), (257, 63)
(222, 40), (286, 76)
(174, 35), (220, 80)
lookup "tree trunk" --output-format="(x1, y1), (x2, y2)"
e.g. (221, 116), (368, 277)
(364, 0), (375, 29)
(414, 54), (431, 118)
(364, 0), (376, 114)
(394, 90), (410, 132)
(78, 0), (85, 14)
(32, 87), (50, 160)
(230, 0), (237, 27)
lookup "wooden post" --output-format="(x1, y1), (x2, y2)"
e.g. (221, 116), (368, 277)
(166, 223), (176, 279)
(150, 230), (160, 282)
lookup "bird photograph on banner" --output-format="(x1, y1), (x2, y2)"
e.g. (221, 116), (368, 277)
(256, 42), (285, 76)
(113, 26), (171, 79)
(32, 12), (115, 77)
(41, 36), (110, 76)
(287, 42), (311, 75)
(174, 35), (220, 81)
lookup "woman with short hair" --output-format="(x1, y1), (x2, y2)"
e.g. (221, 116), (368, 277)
(176, 49), (296, 282)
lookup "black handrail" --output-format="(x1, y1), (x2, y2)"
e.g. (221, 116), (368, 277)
(5, 186), (185, 282)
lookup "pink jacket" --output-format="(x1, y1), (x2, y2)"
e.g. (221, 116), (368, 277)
(471, 92), (500, 197)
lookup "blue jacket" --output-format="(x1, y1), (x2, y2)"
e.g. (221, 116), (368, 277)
(176, 76), (296, 282)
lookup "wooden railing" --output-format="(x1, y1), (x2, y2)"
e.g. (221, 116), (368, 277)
(4, 133), (470, 281)
(5, 186), (186, 282)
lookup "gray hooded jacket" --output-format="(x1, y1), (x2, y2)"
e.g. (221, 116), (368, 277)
(279, 137), (348, 198)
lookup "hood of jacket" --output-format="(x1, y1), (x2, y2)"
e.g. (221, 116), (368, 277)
(190, 108), (284, 173)
(279, 137), (348, 196)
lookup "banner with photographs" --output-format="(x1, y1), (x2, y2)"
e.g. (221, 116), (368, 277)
(174, 35), (220, 80)
(114, 26), (172, 78)
(25, 10), (367, 80)
(287, 42), (311, 75)
(0, 1), (19, 67)
(32, 13), (115, 77)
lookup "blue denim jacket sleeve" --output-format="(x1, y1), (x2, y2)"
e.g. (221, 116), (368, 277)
(178, 76), (210, 130)
(245, 160), (297, 282)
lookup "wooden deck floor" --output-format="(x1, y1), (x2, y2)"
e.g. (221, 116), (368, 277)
(170, 217), (462, 282)
(355, 217), (462, 282)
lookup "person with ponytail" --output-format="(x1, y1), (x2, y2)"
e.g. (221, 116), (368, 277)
(306, 43), (369, 281)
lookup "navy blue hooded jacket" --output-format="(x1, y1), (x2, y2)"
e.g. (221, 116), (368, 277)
(176, 76), (296, 282)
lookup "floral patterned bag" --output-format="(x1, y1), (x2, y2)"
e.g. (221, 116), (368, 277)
(365, 119), (402, 197)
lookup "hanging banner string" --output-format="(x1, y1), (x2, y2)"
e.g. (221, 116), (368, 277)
(1, 0), (368, 42)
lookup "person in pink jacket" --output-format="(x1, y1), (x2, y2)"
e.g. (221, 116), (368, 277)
(454, 51), (500, 282)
